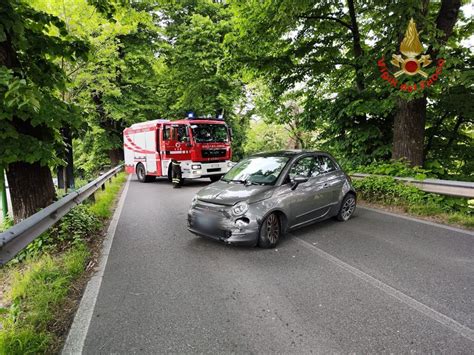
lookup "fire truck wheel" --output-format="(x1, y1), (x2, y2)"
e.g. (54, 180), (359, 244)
(136, 163), (155, 183)
(209, 175), (222, 182)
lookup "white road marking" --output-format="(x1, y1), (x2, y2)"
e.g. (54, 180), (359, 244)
(294, 237), (474, 342)
(359, 206), (474, 236)
(62, 174), (132, 354)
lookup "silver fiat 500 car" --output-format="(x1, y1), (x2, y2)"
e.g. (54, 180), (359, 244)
(187, 150), (356, 248)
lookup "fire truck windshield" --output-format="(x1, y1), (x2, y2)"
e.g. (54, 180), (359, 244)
(190, 124), (228, 143)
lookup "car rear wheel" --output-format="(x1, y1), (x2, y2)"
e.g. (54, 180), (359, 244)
(336, 193), (356, 221)
(258, 213), (280, 248)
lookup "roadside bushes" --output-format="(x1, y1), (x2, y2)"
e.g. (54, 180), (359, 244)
(0, 172), (127, 354)
(10, 205), (101, 264)
(350, 159), (472, 182)
(353, 176), (473, 228)
(7, 173), (126, 264)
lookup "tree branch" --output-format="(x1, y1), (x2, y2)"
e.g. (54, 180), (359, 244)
(297, 15), (352, 31)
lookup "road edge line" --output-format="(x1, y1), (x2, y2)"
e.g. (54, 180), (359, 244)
(62, 174), (132, 354)
(358, 206), (474, 236)
(295, 237), (474, 342)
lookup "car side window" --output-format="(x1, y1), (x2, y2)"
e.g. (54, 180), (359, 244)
(317, 156), (337, 174)
(289, 156), (317, 179)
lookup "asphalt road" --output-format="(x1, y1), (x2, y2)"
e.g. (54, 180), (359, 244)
(80, 176), (474, 354)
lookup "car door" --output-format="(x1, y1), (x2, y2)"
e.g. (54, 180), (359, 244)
(314, 155), (346, 206)
(285, 155), (332, 228)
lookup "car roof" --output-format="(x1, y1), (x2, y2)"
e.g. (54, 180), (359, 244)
(251, 150), (331, 158)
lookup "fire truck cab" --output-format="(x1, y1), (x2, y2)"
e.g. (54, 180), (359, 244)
(123, 118), (233, 182)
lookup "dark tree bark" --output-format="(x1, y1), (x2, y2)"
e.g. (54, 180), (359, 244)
(424, 112), (448, 157)
(108, 148), (124, 166)
(347, 0), (364, 92)
(446, 115), (464, 150)
(392, 0), (461, 166)
(1, 33), (56, 222)
(6, 162), (56, 223)
(392, 97), (427, 166)
(57, 126), (75, 191)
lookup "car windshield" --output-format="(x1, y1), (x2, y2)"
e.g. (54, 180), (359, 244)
(222, 156), (289, 185)
(190, 124), (228, 143)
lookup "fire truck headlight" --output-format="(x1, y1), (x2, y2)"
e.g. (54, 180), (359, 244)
(227, 161), (235, 168)
(231, 201), (248, 217)
(191, 164), (202, 170)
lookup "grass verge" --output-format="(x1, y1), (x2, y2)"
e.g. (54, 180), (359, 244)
(0, 172), (127, 354)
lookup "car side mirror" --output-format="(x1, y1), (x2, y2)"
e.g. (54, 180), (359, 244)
(291, 176), (308, 190)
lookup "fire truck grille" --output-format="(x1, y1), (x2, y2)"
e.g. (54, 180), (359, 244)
(202, 149), (226, 158)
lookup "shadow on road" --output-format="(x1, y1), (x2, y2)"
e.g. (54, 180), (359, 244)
(185, 210), (361, 252)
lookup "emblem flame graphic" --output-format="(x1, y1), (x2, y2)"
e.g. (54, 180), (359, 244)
(391, 18), (431, 78)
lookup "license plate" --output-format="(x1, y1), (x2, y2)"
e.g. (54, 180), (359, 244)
(195, 215), (216, 229)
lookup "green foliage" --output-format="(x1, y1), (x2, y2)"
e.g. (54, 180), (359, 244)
(350, 160), (434, 180)
(0, 0), (88, 168)
(229, 0), (473, 172)
(0, 217), (13, 233)
(244, 120), (289, 155)
(353, 176), (473, 227)
(0, 244), (89, 354)
(349, 159), (473, 182)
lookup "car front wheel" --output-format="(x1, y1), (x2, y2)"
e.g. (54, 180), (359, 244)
(336, 193), (356, 221)
(258, 213), (281, 248)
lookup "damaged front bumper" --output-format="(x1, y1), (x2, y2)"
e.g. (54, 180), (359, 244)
(187, 202), (259, 246)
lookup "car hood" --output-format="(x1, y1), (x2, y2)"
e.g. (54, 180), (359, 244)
(196, 181), (274, 206)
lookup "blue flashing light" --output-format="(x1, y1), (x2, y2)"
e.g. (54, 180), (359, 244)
(187, 112), (194, 118)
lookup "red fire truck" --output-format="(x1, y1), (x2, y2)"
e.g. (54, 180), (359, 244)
(123, 117), (233, 183)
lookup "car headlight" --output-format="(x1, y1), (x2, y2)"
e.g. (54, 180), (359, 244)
(191, 164), (202, 170)
(191, 196), (198, 208)
(231, 201), (248, 216)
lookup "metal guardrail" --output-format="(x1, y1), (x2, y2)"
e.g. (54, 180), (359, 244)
(0, 164), (123, 265)
(351, 173), (474, 198)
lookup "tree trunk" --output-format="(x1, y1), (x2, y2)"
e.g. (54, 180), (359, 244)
(392, 0), (461, 166)
(108, 148), (124, 166)
(392, 97), (426, 166)
(64, 126), (75, 189)
(6, 162), (56, 223)
(57, 126), (75, 191)
(347, 0), (364, 92)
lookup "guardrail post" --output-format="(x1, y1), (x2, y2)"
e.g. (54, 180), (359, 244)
(101, 183), (105, 191)
(1, 168), (8, 219)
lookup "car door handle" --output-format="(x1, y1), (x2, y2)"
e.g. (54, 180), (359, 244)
(322, 183), (329, 188)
